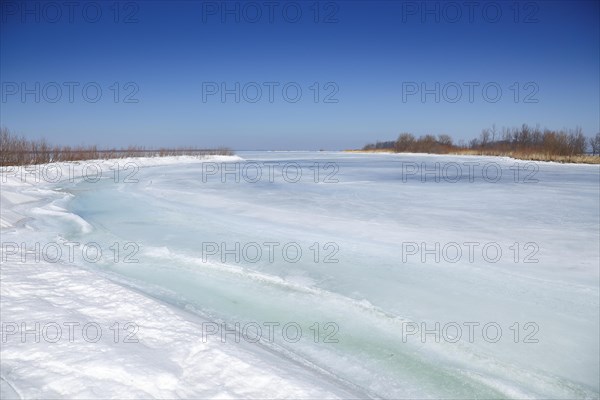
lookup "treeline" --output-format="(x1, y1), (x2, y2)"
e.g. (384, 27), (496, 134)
(363, 124), (600, 161)
(0, 128), (233, 167)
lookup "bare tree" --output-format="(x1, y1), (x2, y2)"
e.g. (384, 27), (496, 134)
(395, 133), (415, 152)
(568, 127), (586, 155)
(590, 132), (600, 156)
(480, 129), (491, 147)
(438, 134), (453, 147)
(469, 138), (480, 149)
(501, 127), (511, 142)
(417, 135), (437, 152)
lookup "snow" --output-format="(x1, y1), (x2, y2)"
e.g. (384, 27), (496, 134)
(1, 152), (599, 399)
(0, 258), (349, 399)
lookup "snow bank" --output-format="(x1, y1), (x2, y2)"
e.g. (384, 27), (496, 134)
(0, 155), (243, 229)
(0, 155), (354, 399)
(0, 260), (345, 399)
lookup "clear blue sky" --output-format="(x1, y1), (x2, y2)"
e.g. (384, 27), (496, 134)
(1, 0), (599, 150)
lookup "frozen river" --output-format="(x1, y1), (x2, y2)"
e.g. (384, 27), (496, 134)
(1, 152), (599, 399)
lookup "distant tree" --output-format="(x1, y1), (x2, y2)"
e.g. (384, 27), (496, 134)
(416, 134), (437, 152)
(421, 134), (437, 143)
(590, 132), (600, 156)
(438, 134), (453, 147)
(501, 127), (512, 143)
(361, 124), (596, 160)
(374, 140), (395, 149)
(568, 127), (586, 155)
(395, 133), (415, 152)
(362, 143), (375, 150)
(516, 124), (532, 148)
(480, 129), (491, 147)
(531, 125), (543, 148)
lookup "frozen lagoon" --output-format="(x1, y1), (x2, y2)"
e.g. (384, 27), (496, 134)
(1, 152), (599, 399)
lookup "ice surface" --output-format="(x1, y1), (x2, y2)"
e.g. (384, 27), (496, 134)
(1, 152), (599, 399)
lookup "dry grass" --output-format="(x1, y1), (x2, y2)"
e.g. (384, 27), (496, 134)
(348, 148), (600, 164)
(344, 149), (395, 153)
(0, 128), (233, 167)
(450, 149), (600, 164)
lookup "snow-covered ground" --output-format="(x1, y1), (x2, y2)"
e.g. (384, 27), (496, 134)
(1, 152), (599, 399)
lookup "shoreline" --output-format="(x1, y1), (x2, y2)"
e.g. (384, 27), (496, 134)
(344, 149), (600, 165)
(0, 155), (243, 229)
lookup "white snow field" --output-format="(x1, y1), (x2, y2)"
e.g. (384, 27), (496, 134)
(1, 152), (599, 399)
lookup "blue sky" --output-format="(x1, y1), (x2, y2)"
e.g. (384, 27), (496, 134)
(1, 0), (599, 150)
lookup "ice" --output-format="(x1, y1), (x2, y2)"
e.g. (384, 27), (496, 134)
(0, 260), (351, 399)
(1, 152), (599, 399)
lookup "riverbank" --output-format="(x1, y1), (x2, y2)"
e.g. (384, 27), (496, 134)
(345, 149), (600, 164)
